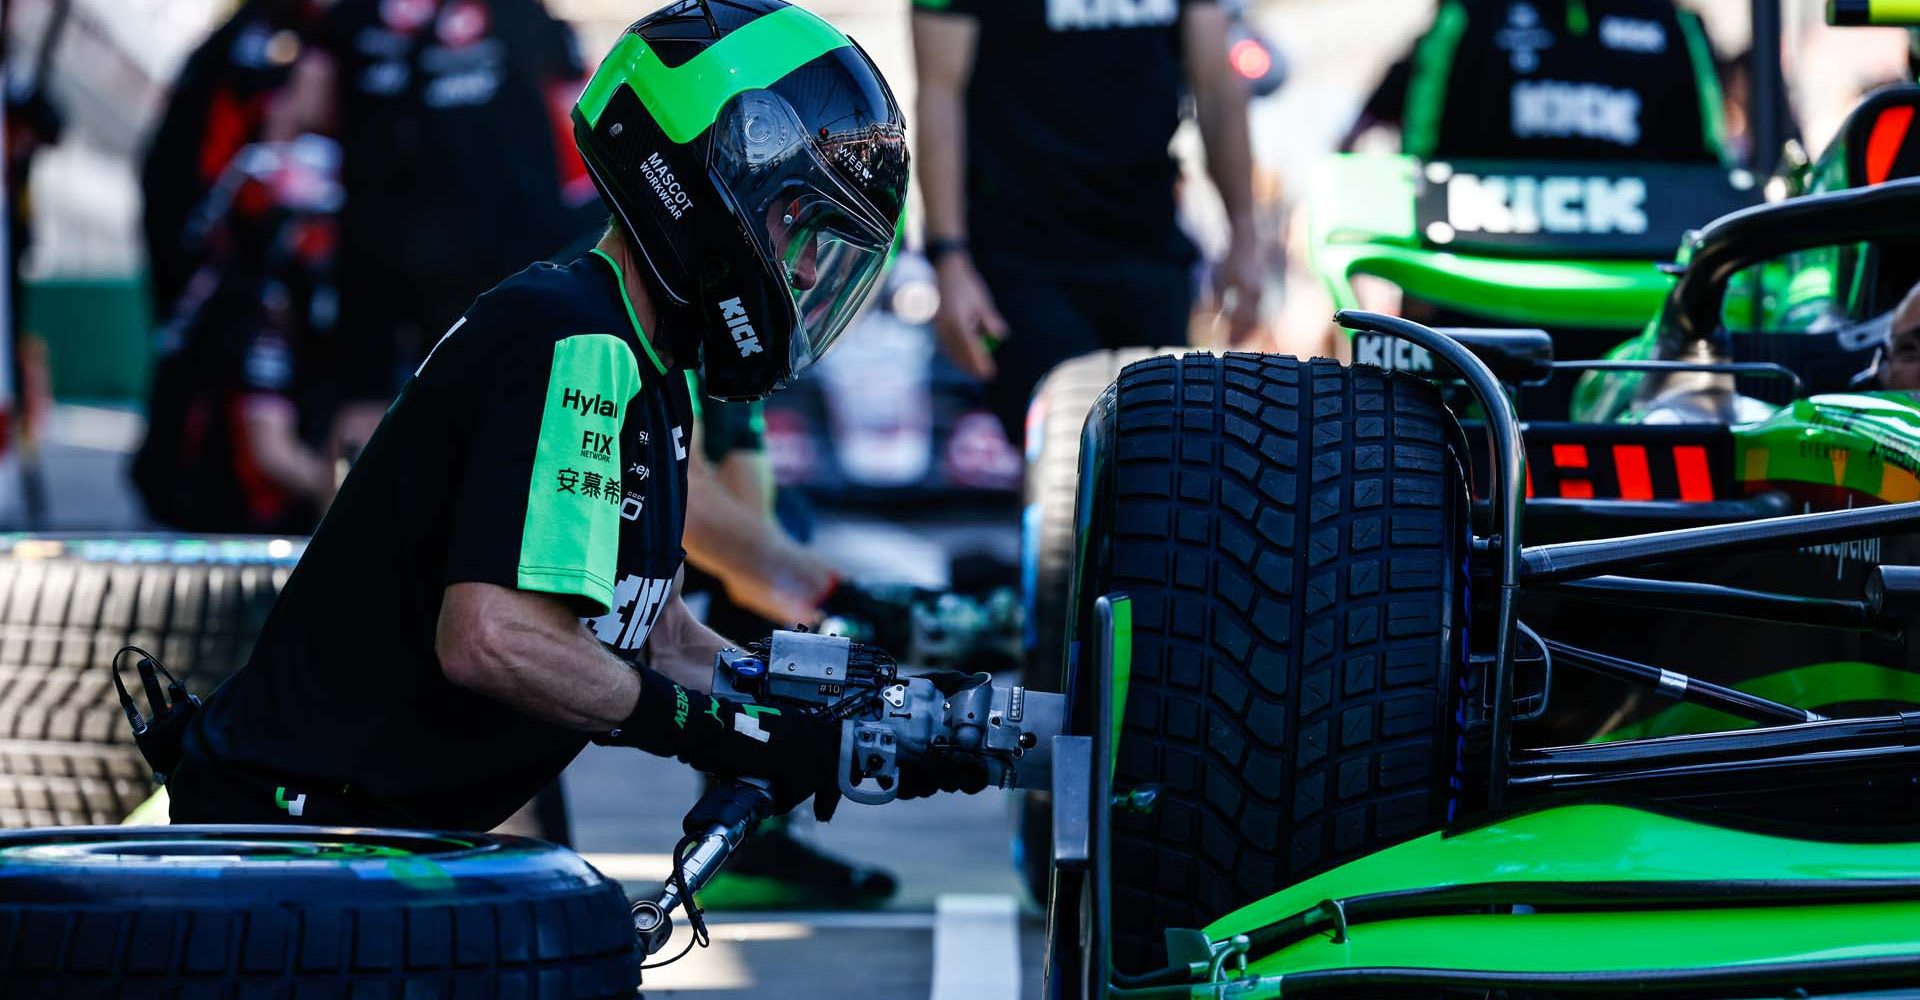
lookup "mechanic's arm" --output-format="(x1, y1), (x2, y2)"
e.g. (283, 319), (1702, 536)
(1183, 1), (1263, 343)
(437, 582), (642, 731)
(642, 580), (732, 691)
(913, 9), (1006, 379)
(683, 444), (837, 626)
(239, 395), (336, 506)
(263, 48), (335, 141)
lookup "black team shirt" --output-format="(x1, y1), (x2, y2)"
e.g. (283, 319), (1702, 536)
(183, 251), (691, 829)
(911, 0), (1213, 266)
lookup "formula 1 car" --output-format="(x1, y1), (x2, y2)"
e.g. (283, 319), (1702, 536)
(1035, 324), (1920, 998)
(1024, 9), (1920, 995)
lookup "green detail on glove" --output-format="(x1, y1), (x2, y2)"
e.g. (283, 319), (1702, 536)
(577, 7), (852, 143)
(673, 685), (690, 729)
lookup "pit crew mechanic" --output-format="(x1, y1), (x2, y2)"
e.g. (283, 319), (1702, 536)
(1351, 0), (1729, 164)
(168, 0), (978, 827)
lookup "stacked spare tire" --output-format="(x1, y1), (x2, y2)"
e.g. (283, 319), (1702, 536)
(0, 536), (300, 828)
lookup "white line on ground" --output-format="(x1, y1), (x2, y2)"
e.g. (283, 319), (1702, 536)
(930, 893), (1021, 1000)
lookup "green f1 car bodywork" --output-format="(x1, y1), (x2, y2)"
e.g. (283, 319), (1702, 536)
(1042, 36), (1920, 1000)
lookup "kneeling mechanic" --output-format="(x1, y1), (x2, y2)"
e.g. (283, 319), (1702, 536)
(168, 0), (971, 828)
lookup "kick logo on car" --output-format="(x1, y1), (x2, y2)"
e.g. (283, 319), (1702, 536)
(1444, 171), (1648, 236)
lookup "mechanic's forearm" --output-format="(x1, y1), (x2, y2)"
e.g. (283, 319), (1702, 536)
(437, 584), (641, 731)
(685, 453), (784, 582)
(684, 447), (836, 623)
(915, 83), (969, 240)
(1197, 84), (1258, 238)
(717, 450), (775, 514)
(644, 595), (730, 691)
(241, 397), (335, 503)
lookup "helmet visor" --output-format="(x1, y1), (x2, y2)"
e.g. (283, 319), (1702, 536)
(712, 90), (904, 379)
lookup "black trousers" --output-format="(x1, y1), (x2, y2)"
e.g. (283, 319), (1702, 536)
(974, 254), (1195, 449)
(167, 752), (573, 843)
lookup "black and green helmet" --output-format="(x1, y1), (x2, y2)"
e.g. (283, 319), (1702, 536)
(573, 0), (908, 401)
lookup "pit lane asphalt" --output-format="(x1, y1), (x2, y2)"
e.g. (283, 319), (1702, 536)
(11, 406), (1046, 997)
(572, 744), (1046, 998)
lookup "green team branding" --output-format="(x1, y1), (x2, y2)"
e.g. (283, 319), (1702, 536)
(673, 685), (690, 729)
(517, 334), (640, 612)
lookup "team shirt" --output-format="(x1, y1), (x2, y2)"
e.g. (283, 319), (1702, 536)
(183, 250), (690, 829)
(910, 0), (1212, 266)
(1402, 0), (1726, 163)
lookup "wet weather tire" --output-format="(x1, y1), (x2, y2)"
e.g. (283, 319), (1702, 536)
(1076, 354), (1466, 972)
(0, 825), (640, 997)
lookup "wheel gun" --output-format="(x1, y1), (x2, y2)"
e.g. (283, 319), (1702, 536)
(630, 628), (1066, 960)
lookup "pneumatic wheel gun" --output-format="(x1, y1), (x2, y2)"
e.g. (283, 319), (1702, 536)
(632, 629), (1068, 963)
(713, 628), (1066, 804)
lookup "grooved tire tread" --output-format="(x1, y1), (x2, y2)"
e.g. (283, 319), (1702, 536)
(0, 831), (638, 998)
(0, 546), (290, 826)
(1090, 355), (1463, 970)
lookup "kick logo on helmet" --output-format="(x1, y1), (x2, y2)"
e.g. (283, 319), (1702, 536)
(718, 297), (763, 357)
(571, 0), (908, 402)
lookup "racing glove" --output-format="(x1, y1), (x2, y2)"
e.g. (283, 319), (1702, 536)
(598, 667), (839, 817)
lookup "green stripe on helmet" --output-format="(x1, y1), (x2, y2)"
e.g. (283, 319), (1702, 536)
(578, 6), (854, 145)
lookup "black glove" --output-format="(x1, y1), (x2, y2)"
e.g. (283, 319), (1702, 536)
(897, 754), (992, 799)
(599, 667), (840, 816)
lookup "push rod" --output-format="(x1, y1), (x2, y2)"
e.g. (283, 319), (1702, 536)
(1521, 500), (1920, 583)
(1544, 575), (1876, 629)
(1541, 639), (1820, 726)
(1548, 359), (1803, 396)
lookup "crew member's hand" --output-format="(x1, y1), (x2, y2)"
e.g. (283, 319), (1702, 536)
(933, 255), (1008, 380)
(1216, 234), (1265, 347)
(725, 702), (840, 817)
(726, 539), (838, 627)
(898, 754), (992, 798)
(598, 668), (840, 815)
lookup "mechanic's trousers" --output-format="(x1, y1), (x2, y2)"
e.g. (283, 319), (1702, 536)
(167, 754), (415, 826)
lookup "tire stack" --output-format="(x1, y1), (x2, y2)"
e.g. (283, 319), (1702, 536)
(0, 537), (301, 827)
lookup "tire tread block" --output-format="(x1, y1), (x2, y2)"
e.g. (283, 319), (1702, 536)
(1099, 355), (1462, 971)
